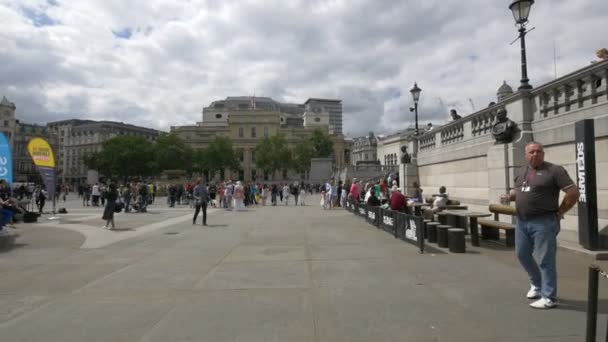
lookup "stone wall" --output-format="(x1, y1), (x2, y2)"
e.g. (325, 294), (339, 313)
(412, 59), (608, 247)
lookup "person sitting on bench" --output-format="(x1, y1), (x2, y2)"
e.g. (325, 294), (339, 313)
(431, 186), (449, 212)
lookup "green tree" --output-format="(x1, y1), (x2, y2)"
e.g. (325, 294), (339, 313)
(93, 135), (156, 181)
(153, 133), (193, 173)
(254, 134), (292, 176)
(310, 129), (334, 158)
(204, 136), (241, 179)
(81, 152), (101, 170)
(292, 140), (314, 173)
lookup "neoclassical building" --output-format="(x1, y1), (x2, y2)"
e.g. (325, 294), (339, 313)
(171, 96), (351, 182)
(47, 119), (164, 185)
(0, 96), (17, 148)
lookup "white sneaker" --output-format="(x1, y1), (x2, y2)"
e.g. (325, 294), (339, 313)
(526, 286), (541, 299)
(529, 297), (556, 309)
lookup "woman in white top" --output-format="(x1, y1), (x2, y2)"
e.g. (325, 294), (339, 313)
(233, 181), (245, 211)
(282, 184), (290, 206)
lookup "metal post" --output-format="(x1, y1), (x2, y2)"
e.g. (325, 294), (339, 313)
(518, 26), (532, 90)
(414, 103), (419, 136)
(587, 266), (599, 342)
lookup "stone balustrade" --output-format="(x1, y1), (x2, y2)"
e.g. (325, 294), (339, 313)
(416, 60), (608, 153)
(531, 59), (608, 120)
(417, 104), (503, 152)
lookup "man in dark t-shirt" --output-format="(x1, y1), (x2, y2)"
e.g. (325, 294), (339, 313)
(502, 141), (578, 309)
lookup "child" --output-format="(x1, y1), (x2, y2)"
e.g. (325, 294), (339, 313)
(320, 190), (326, 209)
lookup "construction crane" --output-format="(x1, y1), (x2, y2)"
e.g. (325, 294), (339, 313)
(468, 98), (476, 112)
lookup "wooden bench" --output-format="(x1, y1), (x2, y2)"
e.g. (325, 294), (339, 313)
(477, 204), (516, 247)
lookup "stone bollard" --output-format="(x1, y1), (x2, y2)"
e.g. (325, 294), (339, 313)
(448, 228), (466, 253)
(426, 222), (440, 243)
(437, 225), (452, 248)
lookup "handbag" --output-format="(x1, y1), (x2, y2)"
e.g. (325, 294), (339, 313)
(114, 201), (124, 213)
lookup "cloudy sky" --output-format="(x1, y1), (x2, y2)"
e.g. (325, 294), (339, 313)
(1, 0), (606, 136)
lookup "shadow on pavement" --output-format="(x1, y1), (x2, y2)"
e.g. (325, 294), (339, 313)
(558, 298), (608, 314)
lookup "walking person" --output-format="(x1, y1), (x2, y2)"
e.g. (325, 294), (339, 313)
(261, 184), (269, 206)
(122, 184), (132, 213)
(91, 183), (100, 206)
(224, 181), (234, 210)
(192, 179), (209, 226)
(83, 185), (91, 207)
(271, 184), (278, 206)
(233, 181), (245, 211)
(102, 183), (119, 230)
(299, 185), (306, 206)
(501, 141), (579, 309)
(37, 187), (47, 214)
(282, 183), (290, 206)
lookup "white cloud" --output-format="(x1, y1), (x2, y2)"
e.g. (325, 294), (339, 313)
(0, 0), (606, 136)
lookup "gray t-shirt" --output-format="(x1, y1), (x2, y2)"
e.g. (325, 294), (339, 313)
(514, 161), (575, 219)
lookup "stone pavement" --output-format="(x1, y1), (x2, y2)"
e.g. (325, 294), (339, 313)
(0, 196), (605, 341)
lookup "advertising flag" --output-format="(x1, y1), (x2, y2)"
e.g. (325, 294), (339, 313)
(0, 132), (13, 184)
(27, 137), (56, 200)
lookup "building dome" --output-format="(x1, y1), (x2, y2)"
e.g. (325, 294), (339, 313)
(497, 81), (514, 103)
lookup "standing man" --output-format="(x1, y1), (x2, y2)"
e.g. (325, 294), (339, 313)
(192, 179), (209, 226)
(502, 141), (578, 309)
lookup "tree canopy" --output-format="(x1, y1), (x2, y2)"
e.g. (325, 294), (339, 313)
(81, 135), (156, 181)
(310, 129), (334, 158)
(153, 133), (193, 172)
(254, 134), (292, 175)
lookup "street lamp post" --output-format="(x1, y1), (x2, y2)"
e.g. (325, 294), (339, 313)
(409, 82), (422, 136)
(509, 0), (534, 90)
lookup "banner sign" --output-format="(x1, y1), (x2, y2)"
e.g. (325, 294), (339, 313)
(366, 206), (379, 227)
(27, 137), (56, 200)
(0, 132), (13, 184)
(575, 119), (599, 250)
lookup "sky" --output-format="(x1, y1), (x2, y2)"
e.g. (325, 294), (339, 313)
(0, 0), (606, 137)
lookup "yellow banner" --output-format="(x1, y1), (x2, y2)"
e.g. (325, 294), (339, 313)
(27, 137), (56, 168)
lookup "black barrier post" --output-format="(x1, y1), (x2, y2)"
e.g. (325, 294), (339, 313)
(576, 119), (599, 250)
(587, 265), (599, 342)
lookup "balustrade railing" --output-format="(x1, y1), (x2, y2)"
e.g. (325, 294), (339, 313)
(532, 59), (608, 119)
(416, 60), (608, 153)
(440, 122), (464, 145)
(419, 134), (436, 151)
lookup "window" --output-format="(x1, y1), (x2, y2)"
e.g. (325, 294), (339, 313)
(264, 127), (269, 137)
(237, 148), (244, 162)
(3, 120), (8, 127)
(364, 153), (368, 160)
(251, 169), (256, 181)
(215, 113), (222, 119)
(314, 117), (321, 122)
(251, 127), (256, 138)
(251, 150), (256, 162)
(238, 127), (244, 138)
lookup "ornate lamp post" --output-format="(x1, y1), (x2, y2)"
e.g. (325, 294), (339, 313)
(509, 0), (534, 90)
(409, 82), (422, 136)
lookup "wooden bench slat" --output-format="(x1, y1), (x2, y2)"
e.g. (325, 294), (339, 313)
(478, 219), (515, 230)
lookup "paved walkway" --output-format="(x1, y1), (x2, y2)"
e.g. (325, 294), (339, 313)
(0, 197), (604, 341)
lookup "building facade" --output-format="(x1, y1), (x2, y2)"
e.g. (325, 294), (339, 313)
(304, 98), (343, 135)
(351, 132), (377, 165)
(47, 119), (164, 185)
(0, 96), (17, 149)
(172, 96), (350, 182)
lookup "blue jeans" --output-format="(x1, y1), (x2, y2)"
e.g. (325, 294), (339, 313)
(516, 214), (560, 301)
